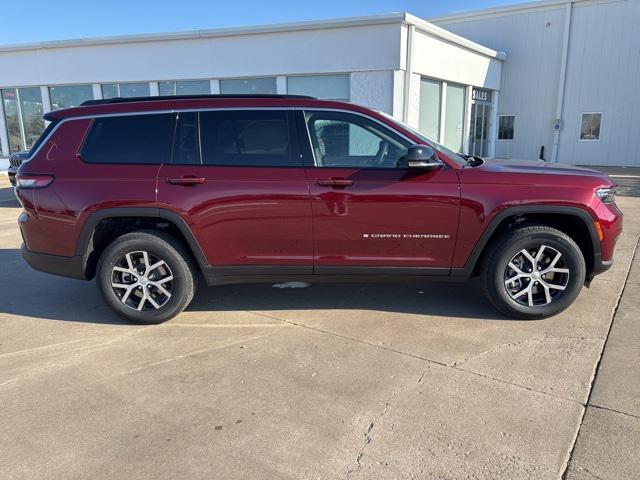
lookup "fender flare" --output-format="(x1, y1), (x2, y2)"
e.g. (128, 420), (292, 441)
(453, 205), (601, 278)
(75, 207), (208, 266)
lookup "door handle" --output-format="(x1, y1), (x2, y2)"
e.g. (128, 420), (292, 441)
(167, 176), (206, 186)
(316, 177), (354, 188)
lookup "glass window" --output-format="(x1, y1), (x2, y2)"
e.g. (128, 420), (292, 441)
(287, 75), (349, 101)
(418, 78), (441, 141)
(101, 82), (150, 99)
(49, 84), (94, 110)
(101, 84), (118, 99)
(2, 89), (22, 153)
(172, 112), (200, 165)
(199, 110), (293, 166)
(1, 87), (45, 153)
(305, 111), (409, 169)
(80, 114), (175, 164)
(159, 80), (210, 96)
(580, 113), (602, 141)
(498, 115), (515, 140)
(219, 77), (277, 95)
(443, 84), (466, 152)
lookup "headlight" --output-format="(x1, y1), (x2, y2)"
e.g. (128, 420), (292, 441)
(596, 187), (617, 204)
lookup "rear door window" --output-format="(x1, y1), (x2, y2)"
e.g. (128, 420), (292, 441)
(199, 110), (295, 166)
(80, 113), (175, 164)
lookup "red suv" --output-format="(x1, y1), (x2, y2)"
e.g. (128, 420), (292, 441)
(15, 94), (622, 323)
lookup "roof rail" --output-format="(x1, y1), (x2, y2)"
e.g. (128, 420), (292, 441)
(80, 94), (316, 106)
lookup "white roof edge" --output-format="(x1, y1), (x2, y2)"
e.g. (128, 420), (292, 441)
(0, 13), (407, 53)
(429, 0), (590, 24)
(402, 13), (506, 60)
(0, 11), (505, 61)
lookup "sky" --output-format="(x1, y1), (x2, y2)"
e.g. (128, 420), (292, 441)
(0, 0), (532, 45)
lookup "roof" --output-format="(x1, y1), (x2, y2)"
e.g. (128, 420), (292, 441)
(0, 12), (505, 60)
(43, 96), (358, 122)
(430, 0), (593, 24)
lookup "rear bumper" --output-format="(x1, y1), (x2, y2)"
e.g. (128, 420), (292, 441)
(21, 244), (87, 280)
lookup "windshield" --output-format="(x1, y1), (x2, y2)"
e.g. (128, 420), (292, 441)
(377, 111), (469, 167)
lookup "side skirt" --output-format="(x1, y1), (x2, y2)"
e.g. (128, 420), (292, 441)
(201, 265), (470, 287)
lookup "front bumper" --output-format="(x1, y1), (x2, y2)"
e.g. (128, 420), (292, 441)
(21, 243), (87, 280)
(8, 166), (17, 186)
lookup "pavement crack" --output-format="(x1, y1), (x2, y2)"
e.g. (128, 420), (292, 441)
(344, 370), (427, 478)
(247, 310), (449, 367)
(448, 338), (539, 368)
(124, 327), (286, 375)
(452, 365), (581, 404)
(589, 403), (640, 420)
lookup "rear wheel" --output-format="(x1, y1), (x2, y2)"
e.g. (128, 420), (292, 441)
(97, 231), (196, 324)
(480, 225), (585, 319)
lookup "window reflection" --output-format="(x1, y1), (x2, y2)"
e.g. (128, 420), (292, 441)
(101, 82), (150, 99)
(287, 75), (349, 101)
(49, 84), (94, 110)
(159, 80), (210, 96)
(1, 87), (45, 153)
(219, 77), (276, 95)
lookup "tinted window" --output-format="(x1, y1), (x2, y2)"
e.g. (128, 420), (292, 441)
(172, 112), (200, 165)
(81, 114), (175, 164)
(199, 110), (294, 166)
(304, 111), (409, 168)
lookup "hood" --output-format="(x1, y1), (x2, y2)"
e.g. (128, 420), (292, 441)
(477, 159), (607, 177)
(461, 158), (615, 188)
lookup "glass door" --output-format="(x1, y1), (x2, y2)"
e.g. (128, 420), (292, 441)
(469, 88), (492, 157)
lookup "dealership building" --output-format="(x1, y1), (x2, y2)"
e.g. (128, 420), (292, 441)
(0, 0), (638, 168)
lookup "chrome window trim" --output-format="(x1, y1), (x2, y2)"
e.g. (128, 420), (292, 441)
(24, 106), (418, 163)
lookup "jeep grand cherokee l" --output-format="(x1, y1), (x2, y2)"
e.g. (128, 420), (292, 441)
(14, 94), (622, 324)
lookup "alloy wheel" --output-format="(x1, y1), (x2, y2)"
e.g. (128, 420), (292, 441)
(504, 244), (570, 307)
(111, 251), (174, 311)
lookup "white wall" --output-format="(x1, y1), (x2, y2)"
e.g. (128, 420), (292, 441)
(349, 70), (395, 114)
(435, 0), (640, 166)
(557, 0), (640, 166)
(0, 24), (403, 87)
(411, 29), (502, 90)
(434, 5), (567, 161)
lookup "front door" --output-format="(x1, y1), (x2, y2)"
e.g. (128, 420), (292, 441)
(157, 110), (313, 274)
(298, 110), (460, 274)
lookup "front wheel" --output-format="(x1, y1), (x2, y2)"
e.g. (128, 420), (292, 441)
(480, 225), (586, 319)
(97, 231), (197, 324)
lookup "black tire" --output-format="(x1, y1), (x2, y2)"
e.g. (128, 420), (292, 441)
(479, 225), (585, 319)
(97, 231), (197, 324)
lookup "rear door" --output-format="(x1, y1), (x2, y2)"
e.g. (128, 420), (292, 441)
(298, 109), (460, 273)
(157, 109), (313, 274)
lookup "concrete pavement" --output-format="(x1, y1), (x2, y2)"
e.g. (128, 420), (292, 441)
(1, 178), (639, 479)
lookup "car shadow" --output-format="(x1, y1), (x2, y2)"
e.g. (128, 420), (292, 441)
(0, 186), (20, 208)
(0, 247), (513, 324)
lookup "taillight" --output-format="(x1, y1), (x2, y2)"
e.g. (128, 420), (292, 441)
(16, 174), (55, 189)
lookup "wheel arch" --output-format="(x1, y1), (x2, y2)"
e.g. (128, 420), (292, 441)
(456, 205), (601, 280)
(77, 208), (207, 279)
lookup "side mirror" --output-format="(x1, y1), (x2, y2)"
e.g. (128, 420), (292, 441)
(404, 145), (441, 171)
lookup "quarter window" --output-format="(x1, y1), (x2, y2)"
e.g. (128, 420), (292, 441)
(304, 111), (409, 168)
(199, 110), (293, 166)
(80, 114), (175, 164)
(498, 115), (516, 140)
(580, 113), (602, 141)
